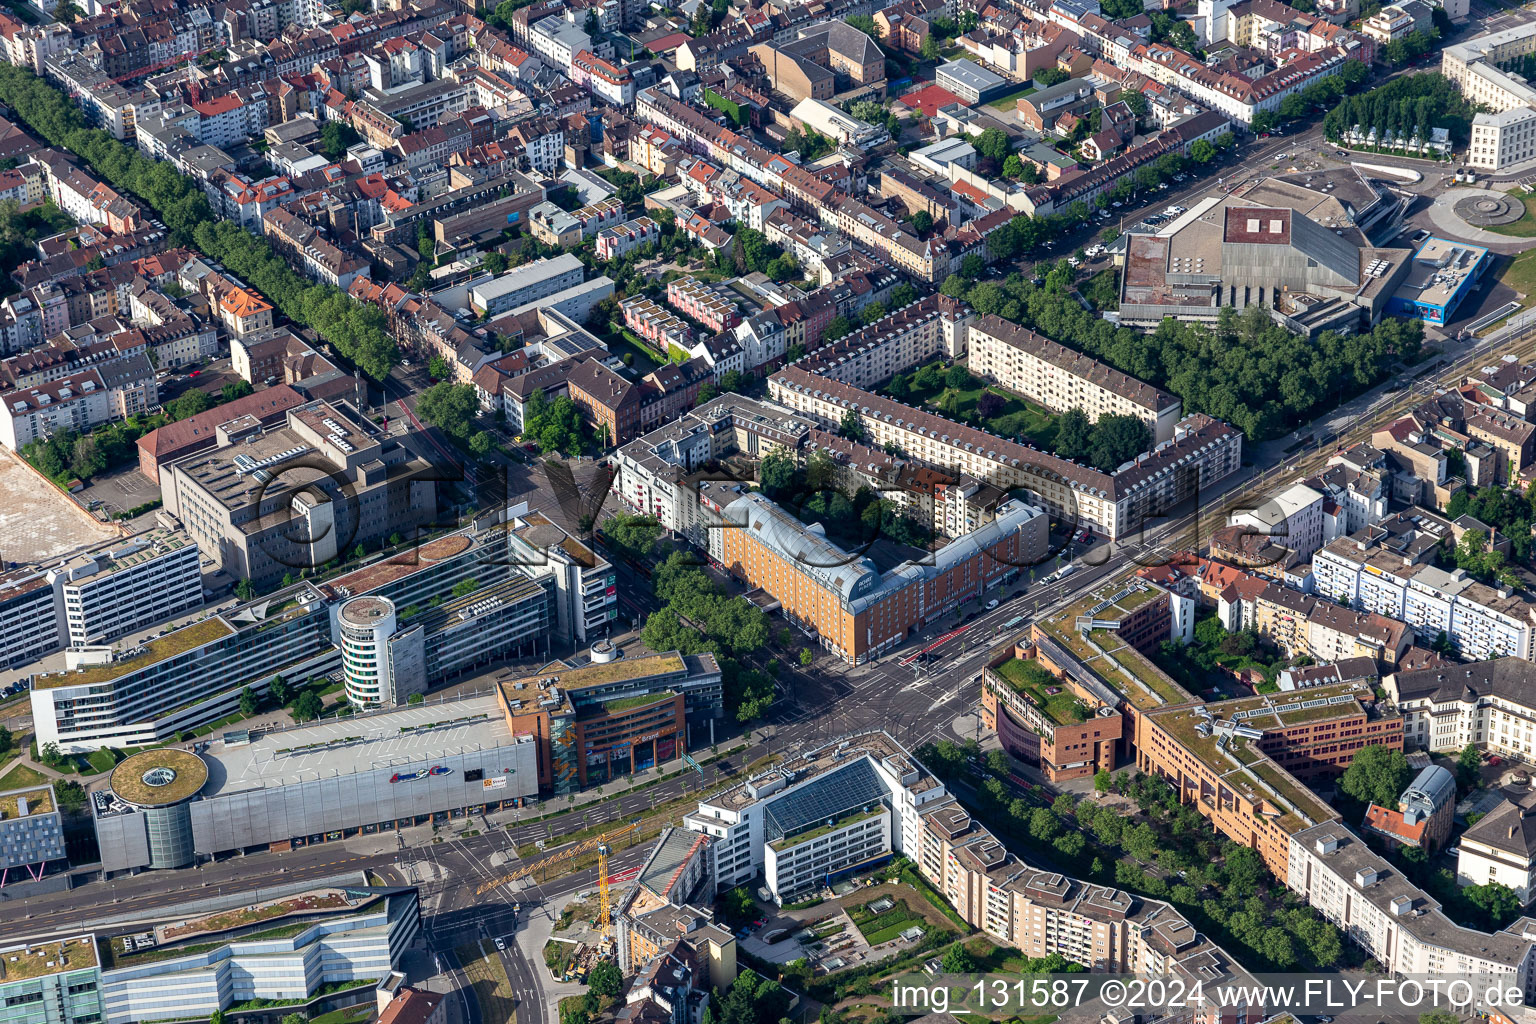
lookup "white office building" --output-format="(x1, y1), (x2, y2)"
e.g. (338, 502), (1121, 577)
(49, 531), (204, 649)
(469, 255), (586, 316)
(94, 887), (420, 1024)
(684, 732), (950, 904)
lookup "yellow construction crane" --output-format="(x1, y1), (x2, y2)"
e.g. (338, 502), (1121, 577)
(475, 819), (642, 943)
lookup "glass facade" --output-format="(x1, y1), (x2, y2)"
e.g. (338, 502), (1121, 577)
(0, 970), (102, 1024)
(142, 804), (195, 869)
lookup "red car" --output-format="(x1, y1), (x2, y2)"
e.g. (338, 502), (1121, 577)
(189, 369), (201, 376)
(1489, 756), (1502, 766)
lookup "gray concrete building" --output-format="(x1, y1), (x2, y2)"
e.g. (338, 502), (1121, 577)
(93, 695), (539, 873)
(160, 400), (438, 586)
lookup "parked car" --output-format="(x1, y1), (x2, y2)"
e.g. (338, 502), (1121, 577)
(495, 938), (506, 951)
(986, 599), (999, 610)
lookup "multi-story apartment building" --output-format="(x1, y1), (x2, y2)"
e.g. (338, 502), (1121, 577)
(0, 369), (113, 449)
(1313, 513), (1536, 661)
(797, 294), (968, 390)
(622, 295), (693, 356)
(612, 394), (817, 542)
(1442, 25), (1536, 169)
(683, 730), (1269, 1021)
(1386, 656), (1536, 759)
(713, 492), (1047, 664)
(1135, 682), (1400, 880)
(1227, 482), (1331, 561)
(768, 367), (1243, 540)
(1456, 790), (1536, 901)
(1287, 824), (1534, 980)
(595, 217), (659, 261)
(667, 277), (741, 334)
(966, 315), (1182, 443)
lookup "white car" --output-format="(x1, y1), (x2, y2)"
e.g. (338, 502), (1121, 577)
(986, 599), (999, 610)
(496, 938), (506, 951)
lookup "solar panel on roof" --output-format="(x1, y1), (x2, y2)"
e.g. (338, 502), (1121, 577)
(763, 756), (888, 842)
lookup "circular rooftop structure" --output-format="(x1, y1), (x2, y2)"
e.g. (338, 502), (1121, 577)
(338, 595), (393, 628)
(110, 748), (209, 808)
(419, 535), (472, 561)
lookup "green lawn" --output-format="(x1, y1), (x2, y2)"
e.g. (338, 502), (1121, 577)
(84, 749), (121, 775)
(849, 898), (928, 945)
(995, 658), (1090, 725)
(309, 1005), (375, 1024)
(0, 763), (49, 792)
(987, 83), (1036, 110)
(1488, 193), (1536, 238)
(605, 327), (663, 374)
(893, 360), (1059, 447)
(1499, 248), (1536, 309)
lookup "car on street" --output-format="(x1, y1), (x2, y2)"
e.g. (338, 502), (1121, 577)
(986, 599), (999, 610)
(495, 938), (506, 951)
(1336, 150), (1347, 157)
(190, 369), (201, 376)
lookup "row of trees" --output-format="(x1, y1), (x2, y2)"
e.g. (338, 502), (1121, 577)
(0, 198), (73, 291)
(641, 552), (778, 722)
(21, 411), (167, 484)
(1321, 71), (1476, 148)
(239, 673), (325, 723)
(0, 65), (399, 380)
(1051, 410), (1152, 472)
(919, 742), (1350, 971)
(943, 263), (1422, 440)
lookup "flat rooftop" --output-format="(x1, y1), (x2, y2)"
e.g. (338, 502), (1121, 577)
(0, 785), (52, 819)
(1398, 237), (1488, 310)
(202, 694), (522, 796)
(501, 653), (687, 696)
(0, 936), (97, 981)
(514, 510), (603, 569)
(327, 531), (480, 595)
(1038, 587), (1192, 711)
(34, 616), (235, 689)
(55, 528), (193, 587)
(175, 426), (350, 515)
(704, 730), (939, 814)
